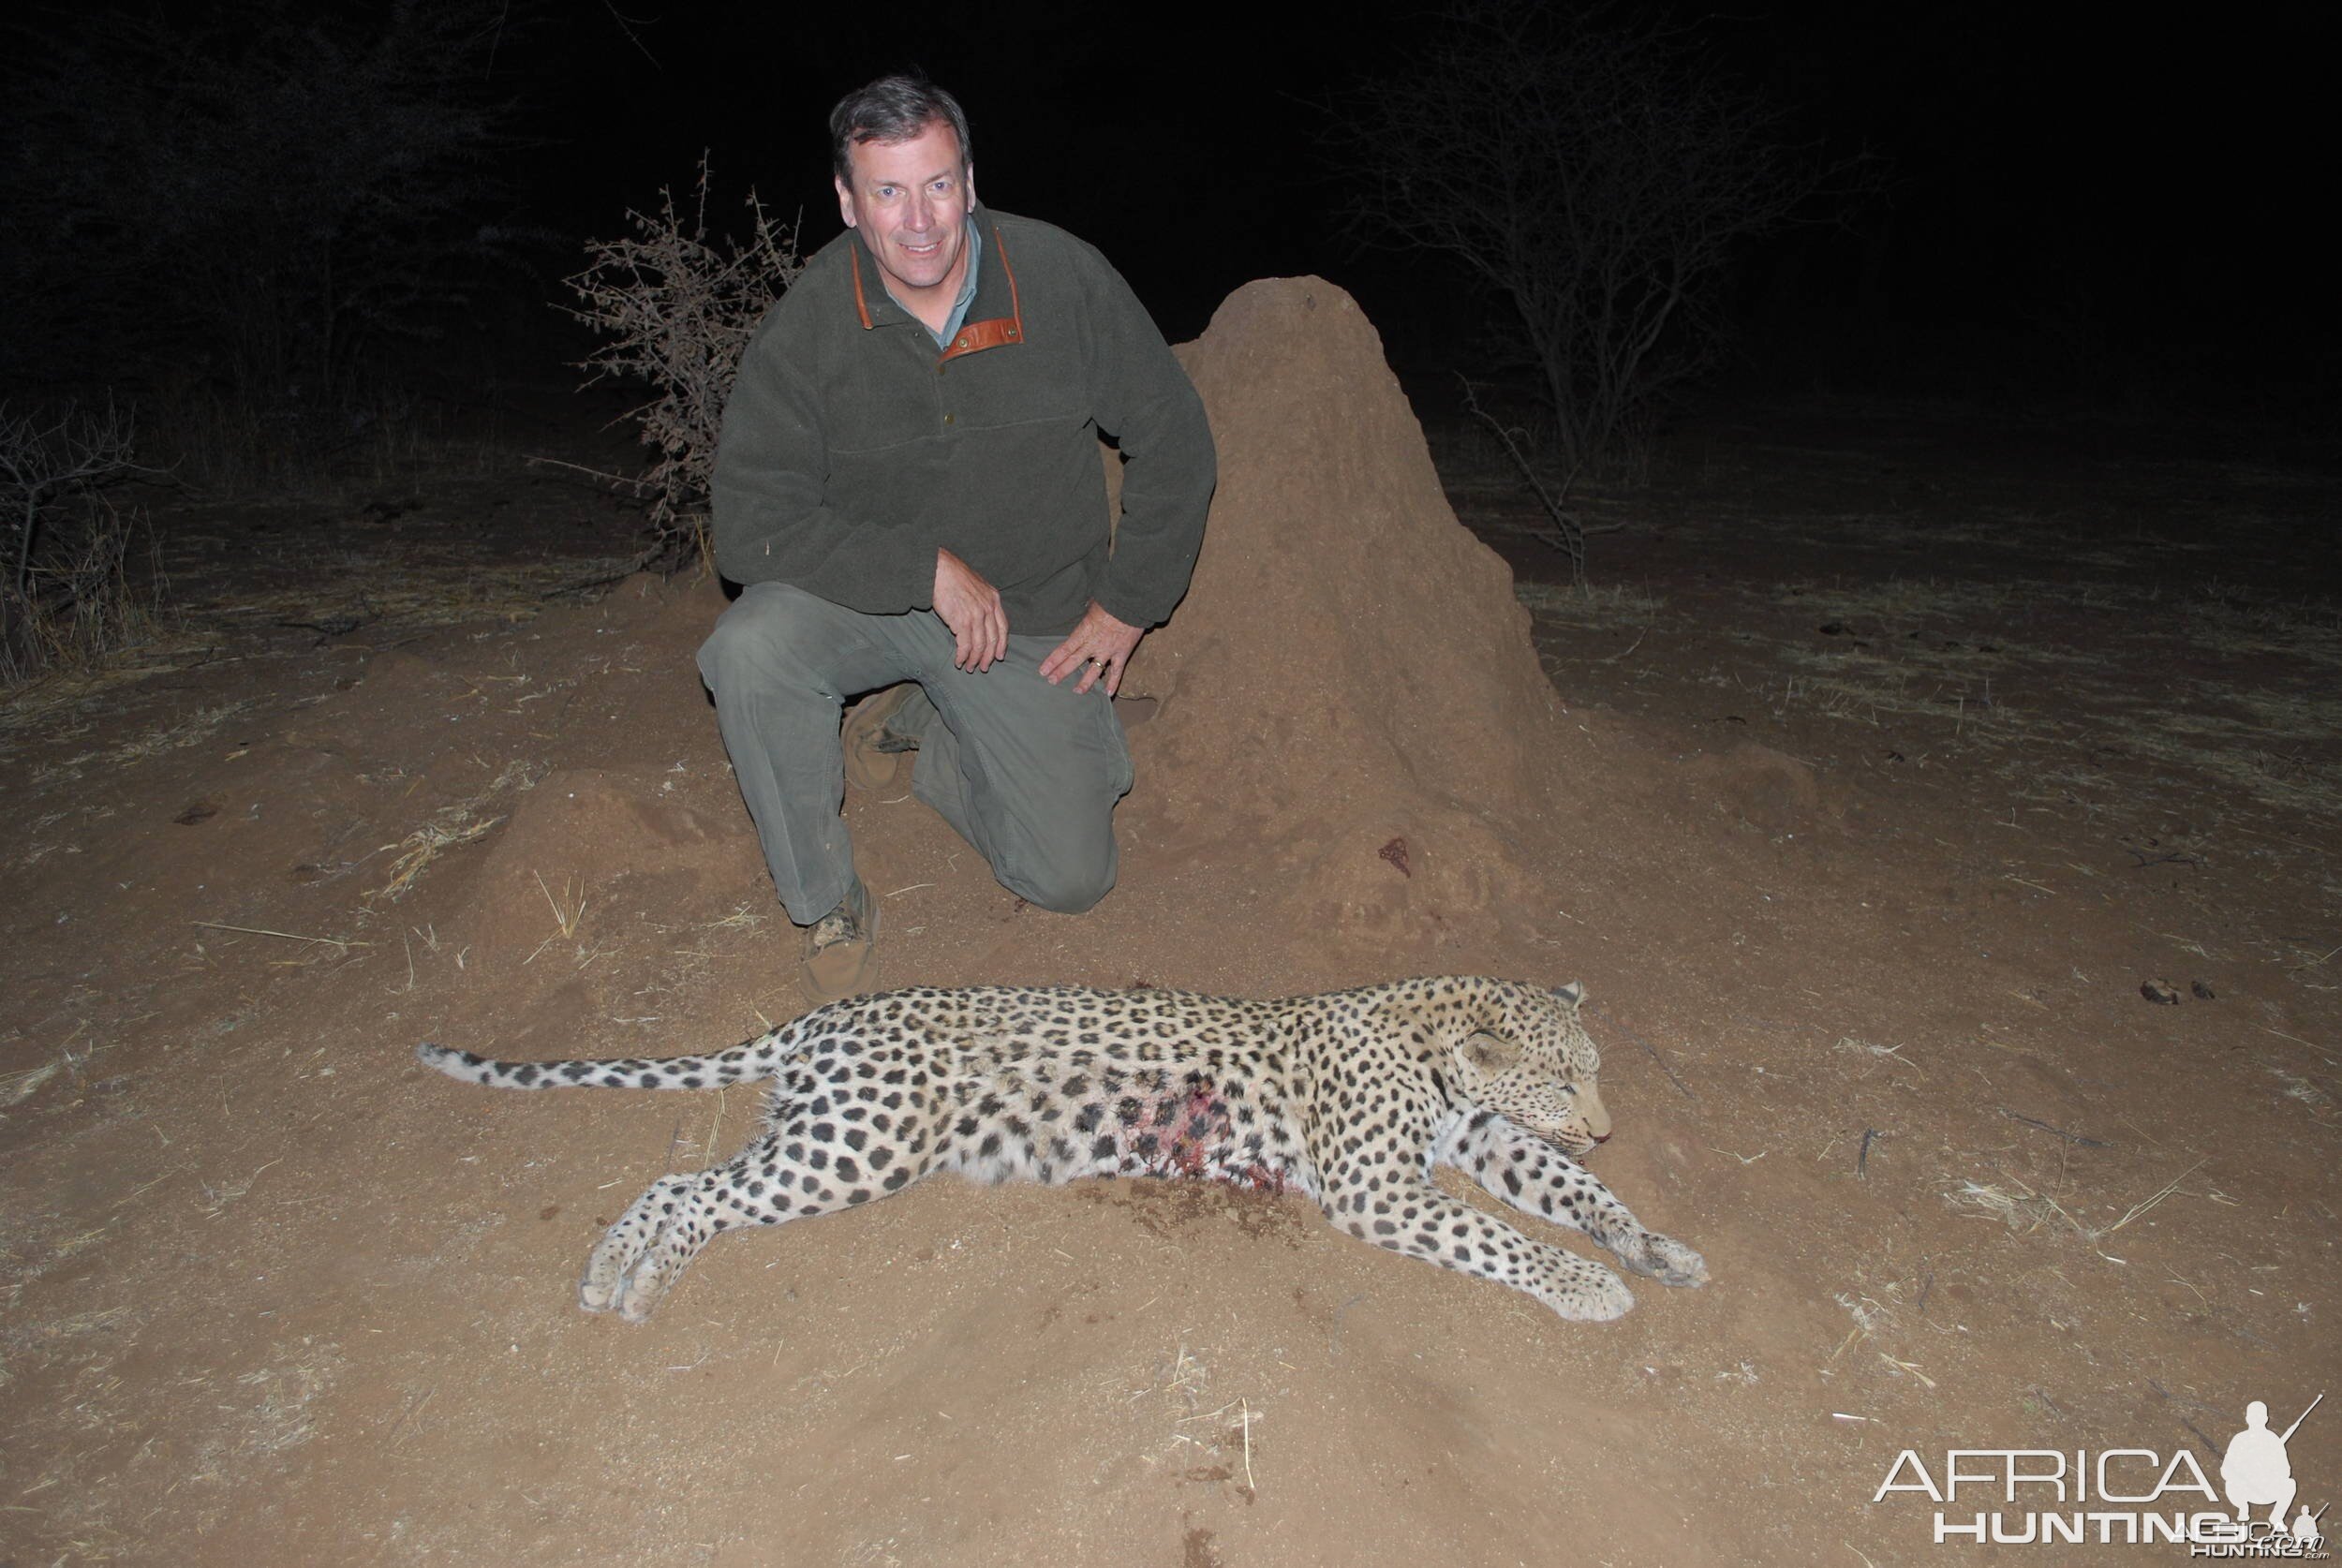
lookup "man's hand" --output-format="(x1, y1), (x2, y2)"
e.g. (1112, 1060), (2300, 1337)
(1039, 601), (1145, 696)
(933, 548), (1008, 672)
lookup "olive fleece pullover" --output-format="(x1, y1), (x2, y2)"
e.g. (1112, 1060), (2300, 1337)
(709, 206), (1216, 638)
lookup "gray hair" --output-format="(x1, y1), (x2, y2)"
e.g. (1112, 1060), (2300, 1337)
(829, 73), (973, 187)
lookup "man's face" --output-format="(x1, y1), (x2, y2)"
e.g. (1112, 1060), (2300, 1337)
(835, 121), (977, 303)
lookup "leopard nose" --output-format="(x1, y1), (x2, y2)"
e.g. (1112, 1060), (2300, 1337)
(1590, 1131), (1611, 1145)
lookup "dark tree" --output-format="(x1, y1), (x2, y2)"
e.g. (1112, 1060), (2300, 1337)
(2, 2), (530, 419)
(1334, 2), (1837, 474)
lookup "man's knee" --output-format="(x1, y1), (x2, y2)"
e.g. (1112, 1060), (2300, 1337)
(1002, 848), (1117, 915)
(697, 586), (835, 694)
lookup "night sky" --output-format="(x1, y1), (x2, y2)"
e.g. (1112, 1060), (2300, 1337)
(3, 3), (2331, 420)
(503, 3), (2335, 404)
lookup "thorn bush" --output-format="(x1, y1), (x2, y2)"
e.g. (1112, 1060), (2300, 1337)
(564, 157), (804, 568)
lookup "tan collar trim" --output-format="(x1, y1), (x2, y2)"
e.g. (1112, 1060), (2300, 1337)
(938, 224), (1022, 363)
(849, 235), (876, 330)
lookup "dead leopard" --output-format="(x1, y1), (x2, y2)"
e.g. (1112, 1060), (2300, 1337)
(417, 976), (1707, 1323)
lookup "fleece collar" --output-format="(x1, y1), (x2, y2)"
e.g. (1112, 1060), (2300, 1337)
(847, 204), (1025, 363)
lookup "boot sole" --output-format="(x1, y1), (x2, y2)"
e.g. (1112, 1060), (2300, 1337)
(842, 687), (914, 791)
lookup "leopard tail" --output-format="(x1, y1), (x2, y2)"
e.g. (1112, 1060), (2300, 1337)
(414, 1036), (784, 1091)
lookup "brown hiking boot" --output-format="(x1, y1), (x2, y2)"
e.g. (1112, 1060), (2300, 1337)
(841, 684), (923, 791)
(799, 878), (879, 1002)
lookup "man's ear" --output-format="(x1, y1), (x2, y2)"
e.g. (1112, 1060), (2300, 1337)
(1460, 1031), (1522, 1076)
(836, 175), (858, 229)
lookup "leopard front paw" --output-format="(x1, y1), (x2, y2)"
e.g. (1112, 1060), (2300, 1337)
(1538, 1261), (1637, 1322)
(579, 1241), (680, 1322)
(1631, 1233), (1708, 1288)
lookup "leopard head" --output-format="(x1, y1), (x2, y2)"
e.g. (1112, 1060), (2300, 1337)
(1447, 980), (1611, 1156)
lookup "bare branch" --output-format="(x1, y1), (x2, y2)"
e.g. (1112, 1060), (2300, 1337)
(1458, 376), (1584, 584)
(561, 155), (804, 566)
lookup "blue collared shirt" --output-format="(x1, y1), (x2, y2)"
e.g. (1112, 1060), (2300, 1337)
(926, 219), (983, 348)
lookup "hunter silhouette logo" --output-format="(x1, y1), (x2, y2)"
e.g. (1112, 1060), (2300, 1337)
(2221, 1395), (2321, 1537)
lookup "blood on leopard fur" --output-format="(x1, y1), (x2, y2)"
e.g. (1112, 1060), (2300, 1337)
(1105, 1083), (1284, 1193)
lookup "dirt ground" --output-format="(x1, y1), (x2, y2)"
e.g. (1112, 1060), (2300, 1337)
(3, 279), (2336, 1567)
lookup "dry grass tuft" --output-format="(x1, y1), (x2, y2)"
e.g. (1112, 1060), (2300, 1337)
(200, 1159), (281, 1218)
(1833, 1035), (1911, 1070)
(374, 817), (503, 903)
(1948, 1158), (2209, 1262)
(1134, 1339), (1263, 1495)
(190, 921), (369, 962)
(534, 872), (588, 939)
(1827, 1271), (1937, 1387)
(1949, 1176), (2053, 1235)
(2, 1058), (63, 1107)
(702, 903), (769, 935)
(2267, 1066), (2335, 1114)
(368, 759), (543, 903)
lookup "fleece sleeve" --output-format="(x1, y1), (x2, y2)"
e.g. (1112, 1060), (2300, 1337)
(1077, 251), (1217, 629)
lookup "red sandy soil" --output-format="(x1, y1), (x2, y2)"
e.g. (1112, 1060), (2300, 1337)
(3, 279), (2335, 1566)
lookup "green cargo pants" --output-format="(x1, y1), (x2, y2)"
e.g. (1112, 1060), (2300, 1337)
(696, 582), (1134, 925)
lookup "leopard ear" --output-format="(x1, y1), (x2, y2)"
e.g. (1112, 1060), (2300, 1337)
(1552, 981), (1585, 1008)
(1460, 1031), (1522, 1076)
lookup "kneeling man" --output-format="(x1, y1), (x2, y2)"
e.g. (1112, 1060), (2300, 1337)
(700, 73), (1216, 998)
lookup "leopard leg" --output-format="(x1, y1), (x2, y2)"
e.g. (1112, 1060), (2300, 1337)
(579, 1172), (695, 1314)
(581, 1125), (922, 1322)
(1317, 1157), (1637, 1322)
(1442, 1112), (1707, 1288)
